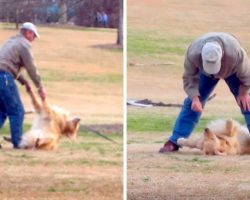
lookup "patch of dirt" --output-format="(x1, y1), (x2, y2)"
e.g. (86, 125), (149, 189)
(128, 137), (250, 200)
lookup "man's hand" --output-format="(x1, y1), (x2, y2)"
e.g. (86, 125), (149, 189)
(237, 94), (250, 111)
(38, 87), (46, 101)
(191, 96), (203, 112)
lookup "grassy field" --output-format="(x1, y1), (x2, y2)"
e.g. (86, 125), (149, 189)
(128, 0), (250, 199)
(0, 24), (123, 199)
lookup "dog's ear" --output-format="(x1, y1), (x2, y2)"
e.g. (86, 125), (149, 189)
(72, 117), (81, 126)
(204, 128), (215, 139)
(226, 118), (237, 137)
(65, 117), (81, 141)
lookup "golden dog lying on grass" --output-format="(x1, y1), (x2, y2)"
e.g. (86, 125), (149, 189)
(177, 119), (250, 155)
(5, 89), (81, 150)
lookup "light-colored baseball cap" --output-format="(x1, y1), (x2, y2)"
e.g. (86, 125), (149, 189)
(21, 22), (40, 38)
(201, 42), (222, 74)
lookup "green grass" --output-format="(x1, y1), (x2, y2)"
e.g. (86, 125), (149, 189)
(127, 111), (245, 133)
(128, 112), (173, 132)
(98, 159), (120, 166)
(0, 123), (31, 136)
(191, 157), (210, 164)
(0, 124), (122, 167)
(38, 69), (122, 84)
(1, 122), (122, 148)
(47, 185), (88, 193)
(128, 31), (192, 57)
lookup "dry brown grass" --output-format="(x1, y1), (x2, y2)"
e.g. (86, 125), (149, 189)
(128, 0), (250, 199)
(128, 139), (250, 200)
(0, 135), (122, 200)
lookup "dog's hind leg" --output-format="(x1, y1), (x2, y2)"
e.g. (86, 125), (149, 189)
(28, 87), (53, 117)
(28, 90), (42, 113)
(225, 119), (237, 137)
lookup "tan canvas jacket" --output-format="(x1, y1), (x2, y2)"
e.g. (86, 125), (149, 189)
(0, 34), (42, 88)
(183, 32), (250, 99)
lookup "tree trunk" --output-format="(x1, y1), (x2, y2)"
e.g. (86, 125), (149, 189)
(15, 8), (19, 29)
(59, 0), (67, 24)
(117, 0), (123, 46)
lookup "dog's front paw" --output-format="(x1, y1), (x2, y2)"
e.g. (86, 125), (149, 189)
(177, 138), (186, 146)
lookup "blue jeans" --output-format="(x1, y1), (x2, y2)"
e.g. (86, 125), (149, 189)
(0, 71), (24, 148)
(169, 72), (250, 145)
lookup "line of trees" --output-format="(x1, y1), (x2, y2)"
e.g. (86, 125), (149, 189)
(0, 0), (123, 45)
(0, 0), (119, 27)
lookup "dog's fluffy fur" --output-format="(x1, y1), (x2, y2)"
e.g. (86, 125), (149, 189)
(177, 119), (250, 155)
(18, 90), (81, 150)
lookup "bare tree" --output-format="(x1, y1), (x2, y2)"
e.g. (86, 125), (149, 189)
(0, 0), (120, 30)
(0, 0), (42, 28)
(10, 0), (23, 29)
(59, 0), (67, 24)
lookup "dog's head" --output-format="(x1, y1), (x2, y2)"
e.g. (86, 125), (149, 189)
(203, 128), (222, 155)
(62, 117), (81, 141)
(49, 106), (81, 141)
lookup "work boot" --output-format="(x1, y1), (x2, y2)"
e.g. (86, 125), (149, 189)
(159, 140), (179, 153)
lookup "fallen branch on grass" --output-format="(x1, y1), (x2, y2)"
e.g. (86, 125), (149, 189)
(127, 93), (216, 108)
(127, 99), (182, 107)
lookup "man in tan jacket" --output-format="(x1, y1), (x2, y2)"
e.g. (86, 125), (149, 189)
(0, 22), (46, 148)
(159, 32), (250, 153)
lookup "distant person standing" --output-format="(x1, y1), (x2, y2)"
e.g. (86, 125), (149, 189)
(0, 22), (46, 148)
(102, 11), (109, 28)
(95, 11), (103, 27)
